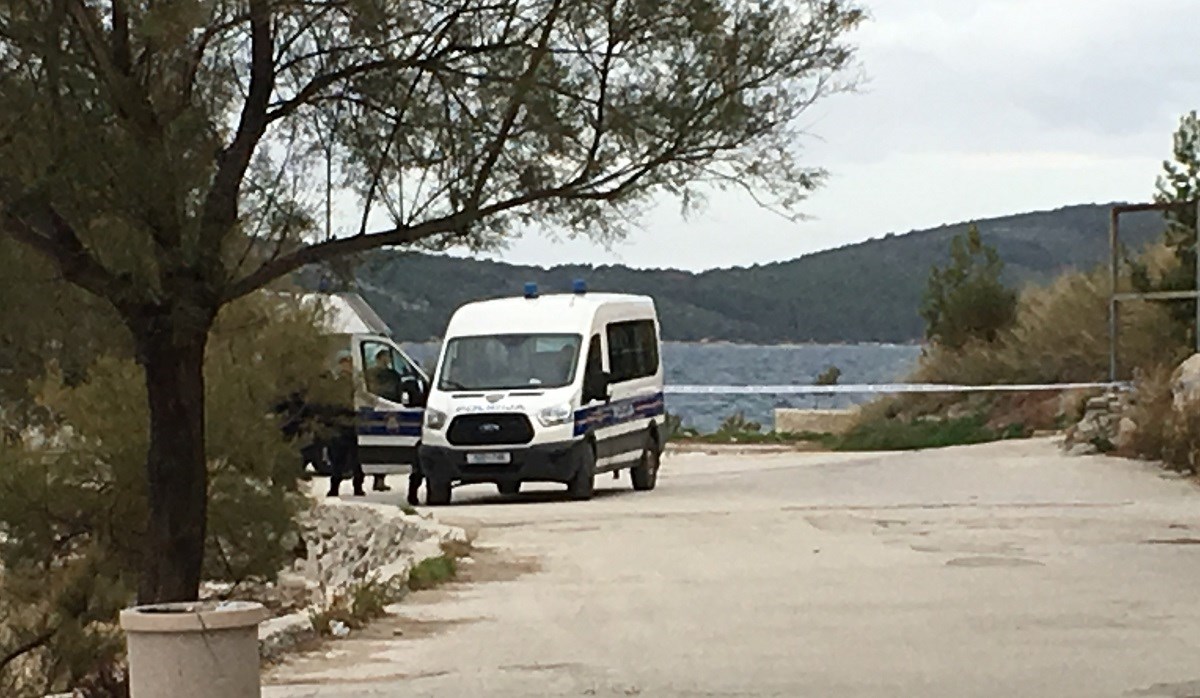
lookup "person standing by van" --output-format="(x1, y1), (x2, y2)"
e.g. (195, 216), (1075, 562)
(319, 352), (365, 497)
(406, 458), (424, 506)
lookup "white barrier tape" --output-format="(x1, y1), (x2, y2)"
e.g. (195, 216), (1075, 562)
(665, 382), (1130, 395)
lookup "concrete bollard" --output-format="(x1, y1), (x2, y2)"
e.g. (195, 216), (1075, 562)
(120, 600), (268, 698)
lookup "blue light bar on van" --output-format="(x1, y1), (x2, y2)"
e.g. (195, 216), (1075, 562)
(572, 279), (587, 294)
(524, 282), (538, 299)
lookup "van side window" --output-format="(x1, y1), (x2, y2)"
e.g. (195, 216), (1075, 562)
(605, 320), (658, 383)
(362, 341), (417, 404)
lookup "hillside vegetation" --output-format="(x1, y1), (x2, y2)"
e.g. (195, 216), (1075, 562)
(318, 203), (1165, 343)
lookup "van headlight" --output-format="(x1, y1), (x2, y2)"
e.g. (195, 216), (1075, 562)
(424, 408), (448, 430)
(537, 403), (574, 428)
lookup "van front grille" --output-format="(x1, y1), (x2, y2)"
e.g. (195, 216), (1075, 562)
(446, 413), (534, 446)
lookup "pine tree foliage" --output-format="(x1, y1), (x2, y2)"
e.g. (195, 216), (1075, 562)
(920, 224), (1017, 350)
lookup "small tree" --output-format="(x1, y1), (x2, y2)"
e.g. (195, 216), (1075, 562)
(814, 364), (841, 385)
(1143, 110), (1200, 348)
(0, 0), (864, 603)
(920, 224), (1017, 350)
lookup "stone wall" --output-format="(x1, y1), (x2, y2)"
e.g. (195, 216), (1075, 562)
(1062, 393), (1132, 455)
(774, 408), (859, 435)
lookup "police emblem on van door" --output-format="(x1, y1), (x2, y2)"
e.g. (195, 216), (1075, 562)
(612, 402), (635, 421)
(386, 415), (401, 433)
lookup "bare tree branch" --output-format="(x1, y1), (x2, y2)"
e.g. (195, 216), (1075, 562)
(199, 0), (275, 248)
(177, 10), (251, 115)
(355, 77), (422, 236)
(64, 0), (160, 137)
(466, 0), (564, 211)
(268, 59), (406, 123)
(0, 629), (55, 675)
(225, 183), (579, 300)
(111, 0), (131, 74)
(0, 199), (132, 309)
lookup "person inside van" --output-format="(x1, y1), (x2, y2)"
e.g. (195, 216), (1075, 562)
(368, 347), (404, 402)
(553, 344), (576, 383)
(533, 343), (576, 386)
(365, 348), (400, 492)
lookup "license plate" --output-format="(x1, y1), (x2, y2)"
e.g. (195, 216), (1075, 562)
(466, 452), (511, 465)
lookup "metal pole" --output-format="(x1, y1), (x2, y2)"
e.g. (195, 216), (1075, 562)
(325, 142), (333, 241)
(1109, 207), (1120, 382)
(1194, 198), (1200, 353)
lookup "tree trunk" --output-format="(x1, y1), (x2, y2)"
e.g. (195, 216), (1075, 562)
(134, 312), (213, 604)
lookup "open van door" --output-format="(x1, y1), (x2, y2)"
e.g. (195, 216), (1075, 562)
(354, 336), (427, 475)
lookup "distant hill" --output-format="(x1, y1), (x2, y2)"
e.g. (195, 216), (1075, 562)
(313, 203), (1166, 343)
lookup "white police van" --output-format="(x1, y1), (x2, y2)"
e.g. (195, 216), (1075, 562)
(419, 282), (665, 505)
(300, 292), (428, 476)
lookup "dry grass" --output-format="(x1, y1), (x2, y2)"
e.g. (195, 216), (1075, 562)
(914, 265), (1182, 387)
(309, 575), (410, 636)
(1120, 366), (1175, 461)
(861, 248), (1187, 442)
(1120, 365), (1200, 473)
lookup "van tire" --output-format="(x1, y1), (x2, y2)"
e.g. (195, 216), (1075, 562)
(567, 445), (596, 501)
(631, 434), (660, 491)
(497, 481), (521, 496)
(426, 478), (452, 506)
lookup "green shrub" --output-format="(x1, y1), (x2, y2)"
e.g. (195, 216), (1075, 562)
(681, 430), (835, 446)
(915, 249), (1183, 388)
(663, 412), (695, 441)
(0, 292), (331, 695)
(716, 412), (762, 436)
(815, 365), (842, 386)
(407, 555), (458, 592)
(835, 414), (1027, 452)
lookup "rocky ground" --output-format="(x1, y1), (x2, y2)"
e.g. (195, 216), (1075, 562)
(202, 493), (468, 661)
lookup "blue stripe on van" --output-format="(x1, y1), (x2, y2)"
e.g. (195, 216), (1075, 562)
(357, 408), (424, 437)
(573, 392), (665, 437)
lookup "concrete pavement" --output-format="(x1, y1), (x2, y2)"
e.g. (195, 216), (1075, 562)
(265, 439), (1200, 697)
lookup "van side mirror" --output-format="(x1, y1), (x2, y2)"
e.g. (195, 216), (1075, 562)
(401, 376), (427, 407)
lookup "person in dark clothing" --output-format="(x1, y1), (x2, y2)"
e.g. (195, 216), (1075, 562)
(274, 352), (364, 495)
(407, 457), (424, 506)
(274, 391), (320, 478)
(326, 421), (364, 497)
(323, 352), (365, 497)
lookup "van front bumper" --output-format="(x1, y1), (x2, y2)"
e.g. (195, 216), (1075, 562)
(419, 440), (587, 485)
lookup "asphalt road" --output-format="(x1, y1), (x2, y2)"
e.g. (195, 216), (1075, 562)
(265, 439), (1200, 697)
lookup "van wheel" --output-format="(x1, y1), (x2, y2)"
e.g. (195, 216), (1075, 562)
(567, 445), (596, 501)
(426, 478), (452, 506)
(497, 481), (521, 496)
(631, 435), (660, 491)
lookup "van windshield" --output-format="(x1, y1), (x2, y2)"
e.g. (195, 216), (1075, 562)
(438, 334), (582, 391)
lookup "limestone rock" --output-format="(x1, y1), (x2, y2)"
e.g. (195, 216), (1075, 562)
(1115, 417), (1138, 452)
(1172, 353), (1200, 410)
(1062, 391), (1129, 454)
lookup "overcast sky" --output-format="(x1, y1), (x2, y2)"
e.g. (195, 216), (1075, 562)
(377, 0), (1200, 272)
